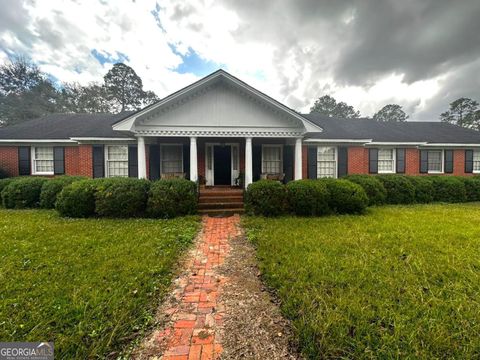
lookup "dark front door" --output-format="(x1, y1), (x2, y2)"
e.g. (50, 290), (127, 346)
(214, 145), (231, 185)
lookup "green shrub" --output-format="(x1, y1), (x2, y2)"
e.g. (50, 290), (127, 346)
(321, 179), (369, 214)
(146, 179), (197, 218)
(39, 176), (86, 209)
(1, 177), (48, 209)
(376, 175), (416, 204)
(344, 175), (386, 205)
(95, 177), (150, 218)
(286, 179), (330, 216)
(461, 177), (480, 202)
(245, 180), (286, 217)
(0, 177), (18, 200)
(431, 176), (467, 203)
(406, 176), (435, 203)
(56, 179), (97, 218)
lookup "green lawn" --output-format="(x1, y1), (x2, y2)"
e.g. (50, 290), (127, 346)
(0, 210), (200, 359)
(244, 204), (480, 359)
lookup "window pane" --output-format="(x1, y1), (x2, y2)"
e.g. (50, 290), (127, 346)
(378, 149), (393, 160)
(378, 149), (394, 173)
(107, 146), (128, 161)
(317, 147), (335, 161)
(428, 151), (442, 172)
(474, 151), (480, 172)
(262, 146), (282, 174)
(34, 147), (54, 173)
(106, 145), (128, 177)
(317, 147), (336, 178)
(162, 146), (183, 173)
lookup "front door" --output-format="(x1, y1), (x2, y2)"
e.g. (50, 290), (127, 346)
(213, 145), (231, 185)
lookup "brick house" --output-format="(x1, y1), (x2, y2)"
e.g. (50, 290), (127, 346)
(1, 70), (480, 186)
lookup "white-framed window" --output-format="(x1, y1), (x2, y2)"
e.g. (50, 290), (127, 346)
(161, 145), (183, 174)
(427, 150), (443, 173)
(262, 145), (283, 174)
(473, 150), (480, 173)
(317, 146), (337, 178)
(32, 146), (54, 175)
(105, 145), (128, 177)
(378, 148), (396, 173)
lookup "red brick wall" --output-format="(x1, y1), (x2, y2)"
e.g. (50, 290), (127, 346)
(405, 148), (420, 175)
(348, 147), (368, 174)
(78, 145), (93, 177)
(453, 149), (468, 176)
(64, 146), (80, 175)
(0, 146), (19, 177)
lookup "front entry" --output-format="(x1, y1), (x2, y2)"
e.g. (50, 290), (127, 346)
(213, 145), (232, 185)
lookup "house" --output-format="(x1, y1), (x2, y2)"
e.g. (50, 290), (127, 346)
(1, 69), (480, 189)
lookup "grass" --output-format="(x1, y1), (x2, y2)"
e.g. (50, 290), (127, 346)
(244, 204), (480, 359)
(0, 209), (200, 359)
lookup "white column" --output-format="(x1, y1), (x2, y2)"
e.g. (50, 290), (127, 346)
(245, 137), (253, 188)
(294, 137), (303, 180)
(189, 137), (198, 182)
(137, 136), (147, 179)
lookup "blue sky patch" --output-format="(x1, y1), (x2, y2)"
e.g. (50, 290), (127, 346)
(169, 44), (220, 76)
(91, 49), (129, 65)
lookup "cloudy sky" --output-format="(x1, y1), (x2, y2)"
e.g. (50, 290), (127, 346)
(0, 0), (479, 120)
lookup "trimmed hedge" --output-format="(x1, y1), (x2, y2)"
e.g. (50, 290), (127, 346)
(95, 177), (150, 218)
(39, 176), (86, 209)
(431, 176), (467, 203)
(344, 175), (386, 206)
(321, 179), (369, 214)
(2, 177), (48, 209)
(0, 178), (18, 198)
(406, 176), (434, 203)
(376, 175), (416, 204)
(286, 179), (330, 216)
(245, 180), (286, 217)
(461, 177), (480, 202)
(146, 179), (197, 218)
(56, 179), (97, 218)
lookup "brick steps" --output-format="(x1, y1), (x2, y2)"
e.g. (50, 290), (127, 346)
(198, 187), (244, 215)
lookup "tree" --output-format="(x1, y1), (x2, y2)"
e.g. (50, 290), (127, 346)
(310, 95), (360, 118)
(104, 63), (158, 113)
(440, 98), (480, 130)
(58, 82), (112, 113)
(373, 104), (408, 122)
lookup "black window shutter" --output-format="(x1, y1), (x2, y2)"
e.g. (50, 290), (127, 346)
(369, 148), (378, 174)
(128, 145), (138, 178)
(53, 147), (65, 175)
(337, 146), (348, 177)
(396, 148), (405, 173)
(92, 145), (104, 178)
(465, 149), (474, 173)
(444, 150), (453, 173)
(420, 150), (428, 173)
(252, 145), (262, 181)
(307, 147), (317, 179)
(183, 144), (190, 179)
(18, 146), (31, 175)
(283, 145), (293, 183)
(149, 145), (160, 180)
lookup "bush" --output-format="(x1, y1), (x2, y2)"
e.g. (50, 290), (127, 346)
(406, 176), (434, 203)
(376, 175), (416, 204)
(286, 180), (330, 216)
(344, 175), (386, 206)
(461, 177), (480, 202)
(39, 176), (86, 209)
(146, 179), (197, 218)
(245, 180), (286, 217)
(95, 177), (150, 218)
(431, 176), (467, 203)
(0, 177), (18, 198)
(321, 179), (369, 214)
(56, 179), (97, 218)
(1, 177), (48, 209)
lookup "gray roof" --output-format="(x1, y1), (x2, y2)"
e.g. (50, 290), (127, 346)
(303, 113), (480, 144)
(0, 112), (134, 139)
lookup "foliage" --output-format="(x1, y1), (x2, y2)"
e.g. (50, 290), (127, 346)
(376, 174), (416, 204)
(372, 104), (408, 122)
(55, 179), (97, 218)
(406, 176), (434, 203)
(1, 177), (48, 209)
(309, 94), (361, 119)
(0, 209), (199, 359)
(440, 97), (480, 130)
(321, 178), (368, 214)
(146, 179), (197, 218)
(0, 177), (17, 196)
(344, 175), (387, 205)
(245, 180), (287, 216)
(430, 176), (467, 203)
(244, 204), (480, 359)
(39, 176), (86, 209)
(95, 177), (150, 218)
(58, 82), (112, 113)
(461, 177), (480, 202)
(286, 179), (330, 216)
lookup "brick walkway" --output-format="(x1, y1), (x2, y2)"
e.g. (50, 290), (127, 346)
(155, 215), (240, 360)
